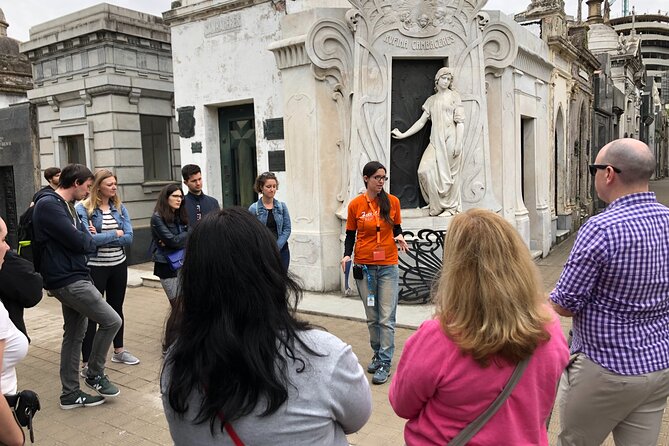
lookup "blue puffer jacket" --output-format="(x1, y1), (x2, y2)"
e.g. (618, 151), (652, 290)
(75, 202), (133, 250)
(249, 198), (291, 250)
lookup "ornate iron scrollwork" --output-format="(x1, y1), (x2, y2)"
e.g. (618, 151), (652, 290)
(398, 229), (446, 304)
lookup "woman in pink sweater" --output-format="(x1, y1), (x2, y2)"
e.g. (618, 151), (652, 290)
(389, 209), (569, 446)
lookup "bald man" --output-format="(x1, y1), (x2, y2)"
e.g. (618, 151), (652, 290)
(550, 138), (669, 446)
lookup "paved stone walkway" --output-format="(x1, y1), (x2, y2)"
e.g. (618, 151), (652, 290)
(12, 178), (669, 445)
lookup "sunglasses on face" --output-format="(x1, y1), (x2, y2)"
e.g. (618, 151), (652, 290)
(588, 164), (622, 176)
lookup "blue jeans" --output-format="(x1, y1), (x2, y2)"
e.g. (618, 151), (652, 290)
(354, 264), (399, 365)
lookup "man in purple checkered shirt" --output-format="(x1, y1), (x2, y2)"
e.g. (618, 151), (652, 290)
(550, 138), (669, 446)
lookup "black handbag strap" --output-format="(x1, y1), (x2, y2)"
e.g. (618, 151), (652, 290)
(447, 357), (530, 446)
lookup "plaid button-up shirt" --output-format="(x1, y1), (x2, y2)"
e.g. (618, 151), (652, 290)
(550, 192), (669, 375)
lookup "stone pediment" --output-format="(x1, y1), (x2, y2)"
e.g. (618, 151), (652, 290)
(350, 0), (484, 39)
(347, 0), (487, 38)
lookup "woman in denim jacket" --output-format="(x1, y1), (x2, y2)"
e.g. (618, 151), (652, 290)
(151, 184), (189, 308)
(76, 169), (139, 374)
(249, 172), (291, 271)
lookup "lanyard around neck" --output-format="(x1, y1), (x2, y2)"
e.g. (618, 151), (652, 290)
(367, 198), (381, 245)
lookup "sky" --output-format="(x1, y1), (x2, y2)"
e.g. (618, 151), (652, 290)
(1, 0), (667, 42)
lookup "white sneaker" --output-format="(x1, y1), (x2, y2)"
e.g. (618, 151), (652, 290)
(111, 350), (140, 365)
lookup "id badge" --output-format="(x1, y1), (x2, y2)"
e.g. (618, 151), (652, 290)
(373, 247), (386, 261)
(367, 294), (375, 307)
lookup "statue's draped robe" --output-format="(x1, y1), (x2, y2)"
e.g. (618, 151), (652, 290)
(418, 90), (465, 216)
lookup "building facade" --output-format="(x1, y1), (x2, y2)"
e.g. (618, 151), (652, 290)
(611, 13), (669, 87)
(516, 0), (601, 239)
(167, 0), (564, 291)
(612, 12), (669, 177)
(20, 4), (180, 262)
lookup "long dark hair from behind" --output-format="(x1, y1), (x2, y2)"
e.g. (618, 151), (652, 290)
(155, 183), (188, 225)
(362, 161), (392, 225)
(163, 207), (319, 432)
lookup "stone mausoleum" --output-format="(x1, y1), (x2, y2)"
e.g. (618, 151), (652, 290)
(165, 0), (571, 292)
(0, 8), (38, 250)
(20, 4), (180, 262)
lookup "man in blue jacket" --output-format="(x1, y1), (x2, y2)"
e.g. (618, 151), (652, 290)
(33, 164), (122, 409)
(182, 164), (220, 226)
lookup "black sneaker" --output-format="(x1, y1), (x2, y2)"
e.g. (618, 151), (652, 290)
(367, 356), (383, 374)
(85, 374), (120, 397)
(59, 390), (105, 410)
(372, 363), (391, 385)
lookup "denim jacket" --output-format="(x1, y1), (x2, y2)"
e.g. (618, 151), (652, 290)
(249, 198), (291, 250)
(75, 202), (133, 248)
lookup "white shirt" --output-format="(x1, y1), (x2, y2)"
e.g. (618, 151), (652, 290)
(0, 301), (28, 395)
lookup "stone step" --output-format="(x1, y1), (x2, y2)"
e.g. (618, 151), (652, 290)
(141, 273), (162, 288)
(555, 229), (571, 244)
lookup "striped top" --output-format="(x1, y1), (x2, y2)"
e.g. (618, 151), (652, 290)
(550, 192), (669, 375)
(88, 210), (126, 267)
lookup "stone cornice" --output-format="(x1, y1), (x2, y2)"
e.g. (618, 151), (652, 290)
(28, 82), (174, 105)
(23, 31), (171, 62)
(548, 36), (579, 61)
(268, 35), (309, 69)
(163, 0), (270, 27)
(514, 47), (554, 82)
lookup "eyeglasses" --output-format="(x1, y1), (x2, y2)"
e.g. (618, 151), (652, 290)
(372, 175), (388, 182)
(588, 164), (622, 176)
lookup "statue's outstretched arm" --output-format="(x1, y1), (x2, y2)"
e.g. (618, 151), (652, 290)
(391, 111), (429, 139)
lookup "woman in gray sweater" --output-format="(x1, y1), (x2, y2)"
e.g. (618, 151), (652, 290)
(161, 208), (371, 445)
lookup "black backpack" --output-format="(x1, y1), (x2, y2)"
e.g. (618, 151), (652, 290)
(17, 195), (45, 271)
(17, 206), (35, 260)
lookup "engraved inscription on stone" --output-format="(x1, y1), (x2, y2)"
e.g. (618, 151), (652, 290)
(383, 34), (454, 51)
(204, 14), (242, 38)
(0, 136), (12, 150)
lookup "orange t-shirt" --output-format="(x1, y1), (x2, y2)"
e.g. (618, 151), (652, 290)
(346, 193), (402, 265)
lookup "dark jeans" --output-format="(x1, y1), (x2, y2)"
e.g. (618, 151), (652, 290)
(82, 262), (127, 362)
(280, 244), (290, 272)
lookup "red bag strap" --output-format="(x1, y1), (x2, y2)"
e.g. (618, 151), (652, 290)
(217, 412), (244, 446)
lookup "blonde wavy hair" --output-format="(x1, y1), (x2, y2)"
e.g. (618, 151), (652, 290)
(81, 169), (122, 216)
(435, 209), (551, 366)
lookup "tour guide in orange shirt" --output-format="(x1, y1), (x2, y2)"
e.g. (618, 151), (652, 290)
(341, 161), (409, 385)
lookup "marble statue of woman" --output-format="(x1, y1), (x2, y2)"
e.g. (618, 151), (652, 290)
(391, 67), (465, 216)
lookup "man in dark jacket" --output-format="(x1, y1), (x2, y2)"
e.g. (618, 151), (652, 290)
(33, 163), (122, 409)
(182, 164), (220, 226)
(31, 166), (61, 204)
(0, 251), (42, 342)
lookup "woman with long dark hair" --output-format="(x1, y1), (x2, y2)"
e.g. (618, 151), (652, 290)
(151, 184), (188, 307)
(161, 208), (371, 445)
(389, 209), (569, 445)
(340, 161), (408, 385)
(76, 169), (138, 374)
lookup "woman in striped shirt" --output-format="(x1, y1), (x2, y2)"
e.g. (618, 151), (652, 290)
(76, 169), (139, 373)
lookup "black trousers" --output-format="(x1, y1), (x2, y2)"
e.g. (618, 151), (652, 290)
(81, 261), (127, 363)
